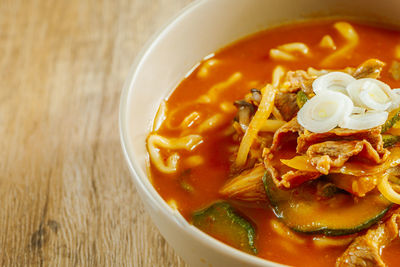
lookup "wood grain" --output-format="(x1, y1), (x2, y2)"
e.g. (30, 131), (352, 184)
(0, 0), (193, 266)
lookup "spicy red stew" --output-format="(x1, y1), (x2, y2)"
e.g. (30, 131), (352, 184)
(147, 20), (400, 266)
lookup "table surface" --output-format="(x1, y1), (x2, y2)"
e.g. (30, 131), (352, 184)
(0, 0), (194, 266)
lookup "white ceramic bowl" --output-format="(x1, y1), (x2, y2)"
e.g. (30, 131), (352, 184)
(120, 0), (400, 266)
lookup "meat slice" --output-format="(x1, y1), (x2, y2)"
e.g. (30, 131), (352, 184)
(264, 152), (321, 189)
(297, 126), (384, 154)
(274, 92), (299, 121)
(278, 59), (384, 95)
(268, 117), (388, 188)
(352, 58), (385, 79)
(270, 117), (302, 152)
(280, 170), (321, 188)
(336, 209), (400, 267)
(280, 70), (315, 94)
(328, 173), (378, 197)
(307, 140), (389, 174)
(271, 119), (385, 156)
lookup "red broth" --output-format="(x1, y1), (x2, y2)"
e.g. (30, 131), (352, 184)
(148, 20), (400, 266)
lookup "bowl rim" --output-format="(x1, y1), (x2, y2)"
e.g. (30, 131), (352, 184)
(119, 0), (289, 266)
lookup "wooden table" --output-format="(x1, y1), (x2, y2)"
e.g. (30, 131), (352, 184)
(0, 0), (193, 265)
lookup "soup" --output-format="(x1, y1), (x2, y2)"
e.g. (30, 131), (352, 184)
(146, 20), (400, 266)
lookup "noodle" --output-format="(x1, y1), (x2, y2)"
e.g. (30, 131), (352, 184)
(270, 43), (309, 61)
(270, 219), (305, 244)
(197, 72), (242, 103)
(221, 125), (236, 137)
(278, 42), (310, 55)
(319, 35), (336, 50)
(148, 134), (203, 151)
(396, 44), (400, 59)
(185, 155), (205, 167)
(248, 80), (261, 88)
(321, 22), (359, 66)
(312, 236), (353, 248)
(197, 59), (219, 78)
(269, 49), (296, 61)
(278, 240), (297, 253)
(307, 67), (328, 77)
(180, 112), (201, 128)
(378, 172), (400, 204)
(272, 65), (285, 88)
(236, 84), (276, 167)
(147, 134), (203, 173)
(197, 114), (225, 133)
(167, 199), (179, 210)
(148, 150), (179, 174)
(164, 102), (197, 129)
(153, 100), (167, 131)
(219, 101), (236, 113)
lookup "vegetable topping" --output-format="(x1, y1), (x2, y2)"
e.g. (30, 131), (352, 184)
(312, 71), (355, 95)
(192, 202), (258, 254)
(339, 110), (388, 130)
(347, 78), (393, 111)
(263, 173), (392, 236)
(298, 72), (400, 132)
(297, 91), (353, 133)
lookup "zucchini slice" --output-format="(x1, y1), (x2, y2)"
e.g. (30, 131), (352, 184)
(192, 202), (257, 254)
(296, 90), (309, 108)
(382, 134), (400, 148)
(263, 173), (392, 236)
(381, 106), (400, 133)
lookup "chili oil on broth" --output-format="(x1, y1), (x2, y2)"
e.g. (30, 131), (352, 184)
(147, 19), (400, 266)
